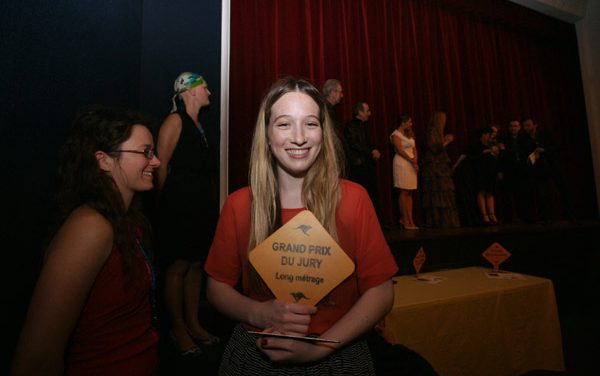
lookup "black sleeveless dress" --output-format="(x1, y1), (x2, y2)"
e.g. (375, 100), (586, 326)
(157, 109), (219, 265)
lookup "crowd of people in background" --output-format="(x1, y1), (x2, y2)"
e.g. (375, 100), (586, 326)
(324, 78), (572, 231)
(10, 73), (575, 375)
(391, 114), (573, 230)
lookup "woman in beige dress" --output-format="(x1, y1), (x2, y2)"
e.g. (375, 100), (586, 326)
(390, 114), (419, 229)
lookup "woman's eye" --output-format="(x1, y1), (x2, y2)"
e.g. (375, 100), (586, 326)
(307, 122), (320, 128)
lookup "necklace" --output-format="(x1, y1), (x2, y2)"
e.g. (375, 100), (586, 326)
(136, 239), (157, 326)
(195, 123), (209, 148)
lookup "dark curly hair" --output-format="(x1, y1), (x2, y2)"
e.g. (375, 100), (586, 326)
(55, 105), (153, 286)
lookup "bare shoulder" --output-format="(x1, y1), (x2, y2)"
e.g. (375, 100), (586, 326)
(46, 205), (114, 262)
(13, 206), (118, 361)
(159, 113), (183, 131)
(157, 113), (183, 145)
(65, 205), (112, 236)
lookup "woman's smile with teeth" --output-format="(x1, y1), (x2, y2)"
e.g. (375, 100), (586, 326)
(267, 91), (323, 178)
(287, 148), (309, 156)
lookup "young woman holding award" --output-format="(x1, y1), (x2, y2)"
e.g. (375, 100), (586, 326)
(204, 77), (398, 375)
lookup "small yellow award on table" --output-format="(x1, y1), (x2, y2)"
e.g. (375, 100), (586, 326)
(413, 247), (426, 278)
(482, 242), (511, 273)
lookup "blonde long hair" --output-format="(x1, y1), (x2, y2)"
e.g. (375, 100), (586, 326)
(248, 77), (344, 251)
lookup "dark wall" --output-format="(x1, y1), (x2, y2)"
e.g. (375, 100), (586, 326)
(140, 0), (222, 134)
(1, 0), (222, 369)
(1, 0), (144, 252)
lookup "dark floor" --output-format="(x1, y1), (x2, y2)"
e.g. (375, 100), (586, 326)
(156, 300), (235, 375)
(159, 219), (600, 375)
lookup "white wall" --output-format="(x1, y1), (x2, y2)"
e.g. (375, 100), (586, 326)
(576, 1), (600, 215)
(508, 0), (588, 22)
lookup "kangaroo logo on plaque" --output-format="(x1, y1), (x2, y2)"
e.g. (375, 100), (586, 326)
(249, 210), (355, 306)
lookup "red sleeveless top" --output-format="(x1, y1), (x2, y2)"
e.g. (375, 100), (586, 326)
(64, 244), (159, 375)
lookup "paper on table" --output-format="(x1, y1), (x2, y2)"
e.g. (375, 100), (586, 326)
(485, 271), (525, 280)
(415, 275), (446, 284)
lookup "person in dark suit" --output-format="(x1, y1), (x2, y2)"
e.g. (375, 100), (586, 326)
(344, 101), (381, 216)
(520, 117), (574, 222)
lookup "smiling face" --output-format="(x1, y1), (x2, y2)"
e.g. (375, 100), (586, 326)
(105, 125), (161, 205)
(267, 91), (323, 181)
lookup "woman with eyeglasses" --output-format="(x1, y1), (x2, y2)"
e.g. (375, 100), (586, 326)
(11, 106), (161, 375)
(155, 72), (220, 357)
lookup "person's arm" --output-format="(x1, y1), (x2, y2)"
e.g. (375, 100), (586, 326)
(413, 144), (419, 171)
(366, 126), (380, 161)
(391, 134), (417, 165)
(155, 113), (182, 190)
(11, 207), (113, 376)
(452, 154), (466, 172)
(205, 190), (317, 335)
(206, 277), (317, 335)
(259, 280), (394, 364)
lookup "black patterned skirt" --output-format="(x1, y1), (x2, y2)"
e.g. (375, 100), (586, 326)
(219, 325), (375, 376)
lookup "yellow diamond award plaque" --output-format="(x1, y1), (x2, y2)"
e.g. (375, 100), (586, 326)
(249, 210), (355, 306)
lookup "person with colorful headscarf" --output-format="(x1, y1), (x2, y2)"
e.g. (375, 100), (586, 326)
(155, 72), (220, 357)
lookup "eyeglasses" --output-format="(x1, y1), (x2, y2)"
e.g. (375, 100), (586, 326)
(113, 147), (155, 159)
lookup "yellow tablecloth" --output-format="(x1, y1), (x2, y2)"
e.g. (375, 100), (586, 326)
(381, 267), (564, 376)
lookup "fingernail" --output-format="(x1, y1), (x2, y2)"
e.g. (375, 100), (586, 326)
(260, 338), (268, 347)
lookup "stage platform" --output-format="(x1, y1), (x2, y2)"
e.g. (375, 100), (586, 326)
(383, 219), (600, 278)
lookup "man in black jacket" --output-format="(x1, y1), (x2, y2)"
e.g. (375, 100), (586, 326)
(344, 102), (381, 216)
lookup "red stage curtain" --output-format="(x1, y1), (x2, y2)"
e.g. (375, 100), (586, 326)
(229, 0), (594, 225)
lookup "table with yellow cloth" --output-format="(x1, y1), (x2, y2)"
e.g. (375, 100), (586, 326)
(381, 267), (564, 376)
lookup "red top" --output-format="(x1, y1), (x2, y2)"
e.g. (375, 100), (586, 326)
(205, 179), (398, 334)
(64, 244), (159, 375)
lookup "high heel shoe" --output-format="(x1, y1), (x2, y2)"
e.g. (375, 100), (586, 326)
(188, 330), (221, 346)
(482, 215), (492, 226)
(170, 330), (203, 357)
(488, 213), (500, 225)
